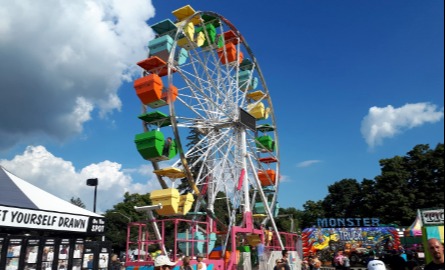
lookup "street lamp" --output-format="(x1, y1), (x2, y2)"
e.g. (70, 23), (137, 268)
(111, 211), (131, 223)
(86, 178), (98, 213)
(277, 214), (295, 233)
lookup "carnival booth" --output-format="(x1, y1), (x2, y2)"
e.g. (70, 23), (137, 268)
(405, 215), (423, 238)
(302, 218), (401, 267)
(0, 166), (109, 270)
(403, 214), (424, 250)
(419, 209), (444, 264)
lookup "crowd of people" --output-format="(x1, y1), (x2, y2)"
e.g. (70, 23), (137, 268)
(300, 238), (444, 270)
(112, 237), (443, 270)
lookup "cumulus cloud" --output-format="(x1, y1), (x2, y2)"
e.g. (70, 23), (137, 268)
(0, 0), (155, 151)
(0, 145), (160, 213)
(297, 160), (322, 168)
(361, 103), (444, 148)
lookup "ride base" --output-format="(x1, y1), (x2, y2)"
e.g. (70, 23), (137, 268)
(123, 212), (300, 270)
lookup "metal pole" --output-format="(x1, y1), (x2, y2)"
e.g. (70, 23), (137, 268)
(248, 156), (284, 249)
(93, 185), (97, 213)
(134, 205), (167, 255)
(241, 129), (251, 213)
(111, 212), (131, 223)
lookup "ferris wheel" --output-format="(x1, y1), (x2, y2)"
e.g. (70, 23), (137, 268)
(133, 5), (282, 244)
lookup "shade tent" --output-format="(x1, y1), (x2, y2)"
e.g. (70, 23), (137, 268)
(0, 166), (105, 235)
(405, 214), (423, 237)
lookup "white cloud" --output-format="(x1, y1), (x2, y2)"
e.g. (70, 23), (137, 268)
(280, 175), (292, 183)
(361, 103), (444, 148)
(0, 0), (155, 151)
(297, 160), (322, 168)
(0, 145), (160, 213)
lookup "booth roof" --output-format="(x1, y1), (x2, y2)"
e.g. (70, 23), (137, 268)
(404, 215), (423, 237)
(0, 166), (102, 218)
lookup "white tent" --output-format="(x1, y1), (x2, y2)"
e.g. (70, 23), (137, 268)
(0, 166), (105, 235)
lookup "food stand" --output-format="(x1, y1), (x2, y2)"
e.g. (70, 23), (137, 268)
(0, 166), (108, 270)
(420, 208), (444, 264)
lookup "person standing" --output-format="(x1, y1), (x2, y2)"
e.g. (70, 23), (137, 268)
(367, 251), (387, 270)
(424, 238), (444, 270)
(197, 254), (207, 270)
(265, 228), (274, 247)
(180, 256), (193, 270)
(281, 250), (291, 270)
(406, 253), (419, 270)
(302, 259), (310, 270)
(273, 259), (290, 270)
(154, 255), (176, 270)
(274, 259), (285, 270)
(308, 256), (315, 270)
(343, 254), (351, 270)
(334, 251), (345, 270)
(281, 250), (289, 265)
(388, 250), (408, 270)
(110, 254), (121, 270)
(312, 256), (322, 270)
(367, 259), (387, 270)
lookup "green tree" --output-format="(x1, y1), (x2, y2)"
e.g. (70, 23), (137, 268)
(373, 155), (413, 225)
(295, 143), (444, 228)
(275, 207), (302, 233)
(70, 197), (86, 208)
(299, 200), (325, 228)
(372, 144), (444, 225)
(403, 143), (444, 211)
(322, 179), (362, 218)
(104, 192), (152, 254)
(357, 178), (377, 216)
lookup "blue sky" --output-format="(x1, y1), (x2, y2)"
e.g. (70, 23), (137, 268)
(0, 0), (443, 214)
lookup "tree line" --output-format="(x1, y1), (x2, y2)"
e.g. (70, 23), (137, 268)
(276, 143), (444, 232)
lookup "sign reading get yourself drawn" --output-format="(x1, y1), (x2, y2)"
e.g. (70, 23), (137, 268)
(0, 205), (89, 232)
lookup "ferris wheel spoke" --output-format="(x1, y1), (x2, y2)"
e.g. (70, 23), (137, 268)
(188, 130), (231, 169)
(196, 135), (238, 194)
(175, 96), (208, 119)
(179, 52), (230, 108)
(175, 70), (235, 121)
(180, 45), (242, 108)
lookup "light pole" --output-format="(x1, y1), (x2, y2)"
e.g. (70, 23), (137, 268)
(86, 178), (98, 213)
(111, 211), (131, 223)
(277, 214), (295, 233)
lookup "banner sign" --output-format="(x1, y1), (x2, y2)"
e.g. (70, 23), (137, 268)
(301, 227), (401, 260)
(0, 205), (104, 234)
(88, 217), (106, 234)
(421, 209), (444, 225)
(317, 217), (380, 228)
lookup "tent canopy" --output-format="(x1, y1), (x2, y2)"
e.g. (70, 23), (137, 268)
(405, 215), (423, 237)
(0, 166), (104, 234)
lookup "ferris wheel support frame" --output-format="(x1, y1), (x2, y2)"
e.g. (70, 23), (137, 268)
(140, 7), (285, 255)
(248, 155), (284, 249)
